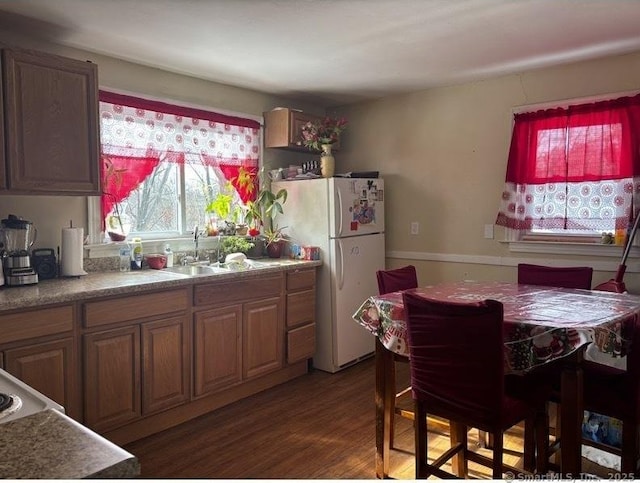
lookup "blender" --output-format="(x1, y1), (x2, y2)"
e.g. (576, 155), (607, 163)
(1, 215), (38, 286)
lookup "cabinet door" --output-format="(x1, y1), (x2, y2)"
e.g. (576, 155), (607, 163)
(142, 316), (190, 415)
(84, 326), (141, 432)
(0, 52), (5, 190)
(3, 48), (100, 194)
(243, 296), (284, 379)
(193, 305), (242, 396)
(290, 111), (321, 149)
(4, 338), (79, 419)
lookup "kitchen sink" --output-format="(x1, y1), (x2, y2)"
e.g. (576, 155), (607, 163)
(162, 264), (231, 276)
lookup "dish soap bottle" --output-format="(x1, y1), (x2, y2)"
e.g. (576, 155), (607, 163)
(131, 237), (143, 270)
(164, 243), (174, 268)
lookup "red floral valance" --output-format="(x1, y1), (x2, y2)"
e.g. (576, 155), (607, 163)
(100, 91), (261, 223)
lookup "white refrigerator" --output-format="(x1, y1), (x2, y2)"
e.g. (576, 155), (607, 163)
(272, 177), (385, 373)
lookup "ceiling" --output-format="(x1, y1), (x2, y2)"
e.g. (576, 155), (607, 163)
(1, 0), (640, 106)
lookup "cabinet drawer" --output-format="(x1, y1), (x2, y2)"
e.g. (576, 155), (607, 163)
(84, 288), (189, 328)
(0, 305), (73, 344)
(194, 273), (283, 306)
(286, 289), (316, 328)
(287, 323), (315, 363)
(286, 269), (316, 291)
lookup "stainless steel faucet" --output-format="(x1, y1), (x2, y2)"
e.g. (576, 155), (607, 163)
(193, 224), (200, 260)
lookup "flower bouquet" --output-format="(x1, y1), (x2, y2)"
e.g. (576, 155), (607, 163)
(301, 117), (348, 151)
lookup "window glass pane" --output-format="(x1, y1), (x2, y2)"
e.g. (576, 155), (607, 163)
(123, 160), (181, 235)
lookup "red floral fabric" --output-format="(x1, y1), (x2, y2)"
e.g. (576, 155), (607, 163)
(496, 94), (640, 231)
(99, 91), (261, 223)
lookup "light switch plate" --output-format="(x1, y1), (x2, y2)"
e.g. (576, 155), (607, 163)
(484, 224), (494, 239)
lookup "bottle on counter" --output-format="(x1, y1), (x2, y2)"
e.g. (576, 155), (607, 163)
(119, 243), (131, 272)
(130, 237), (143, 270)
(164, 243), (174, 268)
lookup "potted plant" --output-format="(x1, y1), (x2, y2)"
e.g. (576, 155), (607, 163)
(205, 183), (236, 235)
(238, 167), (288, 244)
(218, 235), (255, 263)
(264, 225), (287, 258)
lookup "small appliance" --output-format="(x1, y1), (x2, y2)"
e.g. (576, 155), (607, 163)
(32, 248), (58, 280)
(1, 214), (38, 286)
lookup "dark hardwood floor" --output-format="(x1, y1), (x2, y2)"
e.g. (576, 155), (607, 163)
(124, 357), (613, 479)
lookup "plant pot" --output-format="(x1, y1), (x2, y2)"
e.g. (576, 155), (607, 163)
(246, 238), (265, 258)
(266, 240), (284, 259)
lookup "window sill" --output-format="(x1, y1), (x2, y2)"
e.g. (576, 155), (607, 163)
(501, 240), (639, 259)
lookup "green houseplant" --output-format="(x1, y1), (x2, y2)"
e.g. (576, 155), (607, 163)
(235, 166), (288, 257)
(218, 235), (255, 263)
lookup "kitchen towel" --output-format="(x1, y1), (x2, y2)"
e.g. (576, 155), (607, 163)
(61, 227), (87, 276)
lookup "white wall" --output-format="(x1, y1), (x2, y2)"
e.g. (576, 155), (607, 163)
(336, 51), (640, 292)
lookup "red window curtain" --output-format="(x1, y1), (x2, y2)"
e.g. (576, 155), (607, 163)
(99, 91), (261, 224)
(496, 94), (640, 232)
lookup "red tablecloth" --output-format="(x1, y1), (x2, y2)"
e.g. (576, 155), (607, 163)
(353, 280), (640, 374)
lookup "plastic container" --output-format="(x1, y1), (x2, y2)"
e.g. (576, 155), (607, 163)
(164, 244), (174, 268)
(119, 244), (131, 272)
(130, 237), (143, 270)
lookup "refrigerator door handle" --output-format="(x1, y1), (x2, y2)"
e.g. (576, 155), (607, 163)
(337, 239), (344, 290)
(336, 187), (343, 237)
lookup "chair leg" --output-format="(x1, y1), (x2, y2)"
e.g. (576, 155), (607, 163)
(450, 422), (468, 477)
(414, 401), (427, 478)
(389, 361), (396, 448)
(492, 431), (504, 479)
(523, 417), (535, 472)
(535, 405), (550, 474)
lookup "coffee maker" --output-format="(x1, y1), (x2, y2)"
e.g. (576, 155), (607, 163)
(1, 215), (38, 286)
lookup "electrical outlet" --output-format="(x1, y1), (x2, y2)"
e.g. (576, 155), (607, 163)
(484, 224), (494, 239)
(410, 222), (419, 235)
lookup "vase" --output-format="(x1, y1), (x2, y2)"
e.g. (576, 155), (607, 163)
(320, 144), (335, 178)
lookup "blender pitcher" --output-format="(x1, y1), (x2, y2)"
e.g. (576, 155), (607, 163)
(1, 214), (38, 269)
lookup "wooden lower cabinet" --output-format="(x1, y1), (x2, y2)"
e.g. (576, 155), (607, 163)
(286, 269), (316, 363)
(142, 316), (190, 414)
(84, 325), (141, 432)
(243, 296), (284, 380)
(4, 337), (79, 418)
(0, 304), (78, 418)
(84, 314), (190, 432)
(194, 305), (242, 396)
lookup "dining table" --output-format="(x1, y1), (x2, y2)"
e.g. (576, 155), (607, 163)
(352, 280), (640, 478)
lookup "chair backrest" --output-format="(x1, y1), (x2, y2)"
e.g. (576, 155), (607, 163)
(402, 291), (505, 427)
(517, 263), (593, 289)
(376, 265), (418, 295)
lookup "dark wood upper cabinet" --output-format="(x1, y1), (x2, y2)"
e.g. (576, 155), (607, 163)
(2, 48), (101, 195)
(0, 53), (5, 190)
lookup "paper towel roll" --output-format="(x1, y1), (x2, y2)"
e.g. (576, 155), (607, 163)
(61, 227), (87, 277)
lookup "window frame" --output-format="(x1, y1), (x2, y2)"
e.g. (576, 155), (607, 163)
(87, 88), (264, 253)
(502, 90), (640, 250)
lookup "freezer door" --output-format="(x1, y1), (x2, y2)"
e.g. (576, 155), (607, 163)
(330, 232), (385, 368)
(329, 178), (384, 238)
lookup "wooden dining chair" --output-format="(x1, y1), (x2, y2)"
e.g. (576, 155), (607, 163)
(403, 292), (548, 478)
(516, 263), (593, 471)
(517, 263), (593, 289)
(376, 265), (419, 447)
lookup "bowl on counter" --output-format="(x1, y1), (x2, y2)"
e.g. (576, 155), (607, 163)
(145, 254), (167, 270)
